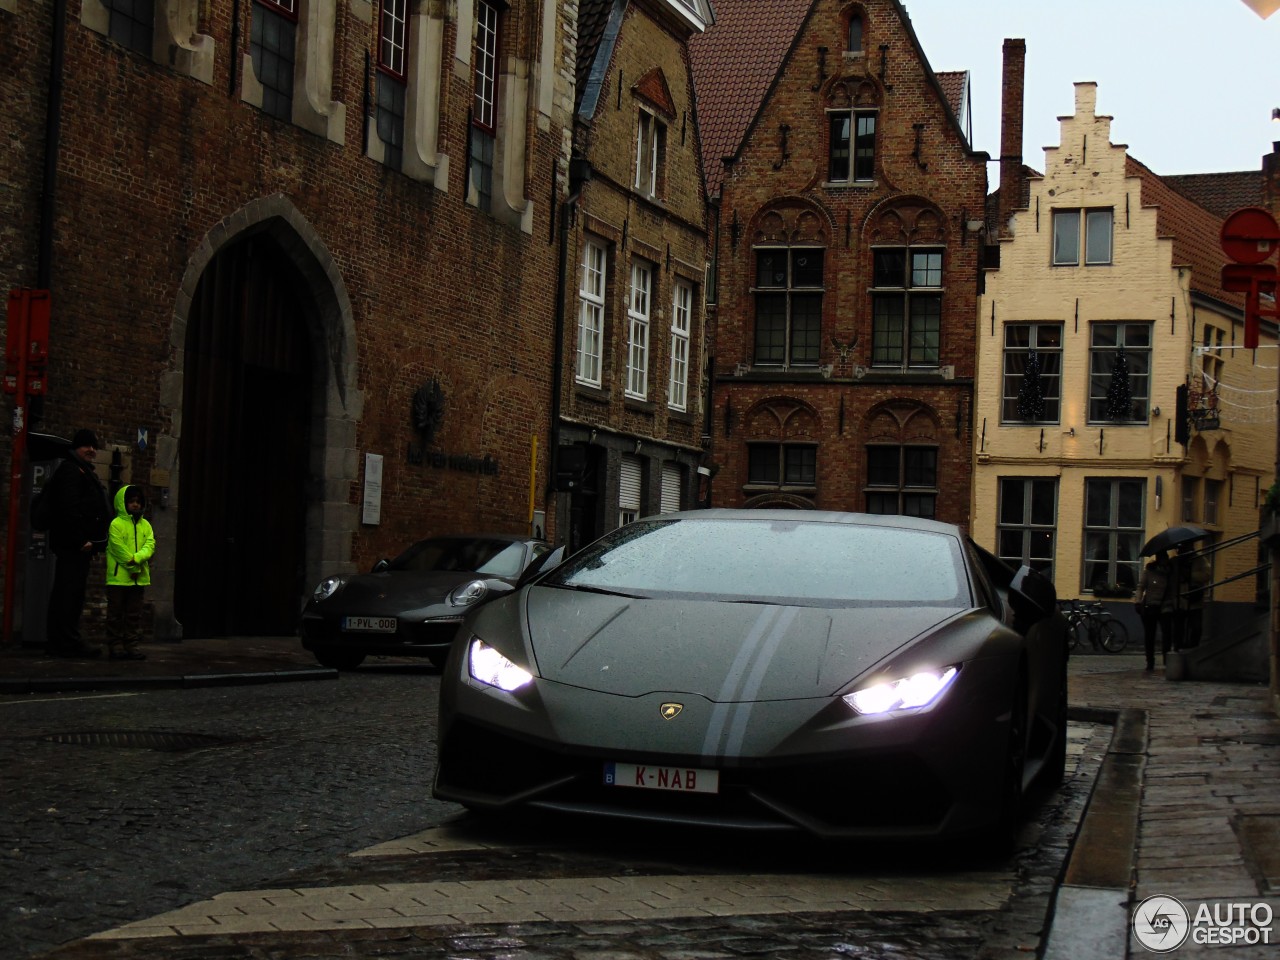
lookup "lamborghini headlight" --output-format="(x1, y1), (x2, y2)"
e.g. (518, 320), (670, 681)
(842, 666), (959, 716)
(468, 638), (533, 691)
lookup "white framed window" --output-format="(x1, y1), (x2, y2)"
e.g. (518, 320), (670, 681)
(668, 279), (692, 411)
(576, 241), (606, 386)
(470, 0), (500, 213)
(375, 0), (409, 170)
(634, 110), (665, 198)
(626, 261), (652, 400)
(1053, 208), (1113, 265)
(619, 454), (642, 526)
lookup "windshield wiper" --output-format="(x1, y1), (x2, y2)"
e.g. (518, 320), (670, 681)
(549, 583), (646, 599)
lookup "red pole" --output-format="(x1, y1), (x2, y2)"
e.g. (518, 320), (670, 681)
(3, 290), (31, 646)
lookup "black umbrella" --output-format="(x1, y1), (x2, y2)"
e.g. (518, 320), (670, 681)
(1140, 525), (1209, 557)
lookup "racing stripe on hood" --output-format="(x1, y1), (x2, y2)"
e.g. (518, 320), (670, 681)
(701, 604), (799, 760)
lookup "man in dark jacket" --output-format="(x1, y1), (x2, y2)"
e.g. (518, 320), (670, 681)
(43, 429), (110, 657)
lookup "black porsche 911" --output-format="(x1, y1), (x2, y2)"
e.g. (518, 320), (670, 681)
(299, 534), (550, 670)
(433, 510), (1069, 844)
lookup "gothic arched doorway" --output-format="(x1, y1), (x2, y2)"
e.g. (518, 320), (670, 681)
(175, 232), (314, 637)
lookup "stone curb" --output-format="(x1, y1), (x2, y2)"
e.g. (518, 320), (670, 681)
(1046, 705), (1149, 960)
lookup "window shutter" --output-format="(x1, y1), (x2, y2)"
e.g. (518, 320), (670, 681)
(619, 455), (642, 513)
(660, 463), (682, 513)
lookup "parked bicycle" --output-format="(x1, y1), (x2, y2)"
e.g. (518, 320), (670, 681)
(1058, 598), (1130, 653)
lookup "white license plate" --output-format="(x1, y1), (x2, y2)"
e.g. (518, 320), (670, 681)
(604, 762), (719, 794)
(341, 616), (397, 633)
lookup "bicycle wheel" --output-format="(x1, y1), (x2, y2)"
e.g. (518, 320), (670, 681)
(1099, 618), (1129, 653)
(1067, 617), (1086, 652)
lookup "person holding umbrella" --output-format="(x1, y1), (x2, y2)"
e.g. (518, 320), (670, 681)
(1139, 525), (1211, 653)
(1134, 551), (1175, 671)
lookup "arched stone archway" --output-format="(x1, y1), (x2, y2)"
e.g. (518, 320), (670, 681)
(157, 196), (361, 638)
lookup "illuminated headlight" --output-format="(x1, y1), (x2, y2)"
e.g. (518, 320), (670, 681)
(312, 576), (345, 601)
(448, 579), (489, 607)
(842, 666), (959, 716)
(468, 638), (533, 691)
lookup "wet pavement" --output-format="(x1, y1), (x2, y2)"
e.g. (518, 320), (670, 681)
(1, 637), (1277, 958)
(0, 636), (335, 693)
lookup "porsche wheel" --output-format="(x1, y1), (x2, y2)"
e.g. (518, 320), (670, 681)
(314, 649), (366, 671)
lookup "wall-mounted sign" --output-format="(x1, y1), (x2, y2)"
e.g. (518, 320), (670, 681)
(405, 380), (499, 474)
(362, 453), (383, 525)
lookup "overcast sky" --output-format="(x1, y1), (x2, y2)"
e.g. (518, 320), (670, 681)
(901, 0), (1280, 177)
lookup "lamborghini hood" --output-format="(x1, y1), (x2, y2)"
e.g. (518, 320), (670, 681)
(524, 587), (964, 701)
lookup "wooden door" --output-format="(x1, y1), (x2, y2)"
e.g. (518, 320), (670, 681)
(176, 235), (313, 637)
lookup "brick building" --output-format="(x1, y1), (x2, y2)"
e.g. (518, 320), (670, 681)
(553, 0), (712, 552)
(689, 0), (988, 525)
(1, 0), (578, 641)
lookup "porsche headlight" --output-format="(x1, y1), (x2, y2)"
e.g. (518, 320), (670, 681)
(448, 579), (489, 607)
(468, 638), (533, 691)
(312, 576), (345, 601)
(843, 666), (959, 716)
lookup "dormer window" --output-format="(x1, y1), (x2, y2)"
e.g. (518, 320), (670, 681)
(635, 110), (667, 199)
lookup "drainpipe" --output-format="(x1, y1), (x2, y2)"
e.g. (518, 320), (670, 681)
(547, 157), (592, 531)
(38, 0), (68, 288)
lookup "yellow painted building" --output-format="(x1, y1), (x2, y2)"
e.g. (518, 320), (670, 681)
(974, 83), (1275, 621)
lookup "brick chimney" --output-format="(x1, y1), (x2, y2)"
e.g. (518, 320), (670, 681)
(997, 38), (1026, 238)
(1265, 142), (1280, 221)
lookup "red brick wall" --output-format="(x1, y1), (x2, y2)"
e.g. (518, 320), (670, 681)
(3, 1), (571, 619)
(705, 0), (985, 527)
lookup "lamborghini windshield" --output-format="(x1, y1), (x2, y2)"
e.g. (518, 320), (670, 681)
(540, 517), (969, 607)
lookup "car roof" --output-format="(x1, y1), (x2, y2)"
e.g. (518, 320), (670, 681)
(419, 533), (542, 543)
(656, 509), (962, 538)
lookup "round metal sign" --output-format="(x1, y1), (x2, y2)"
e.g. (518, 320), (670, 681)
(1220, 207), (1280, 265)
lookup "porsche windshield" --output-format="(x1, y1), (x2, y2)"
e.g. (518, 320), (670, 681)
(391, 538), (527, 577)
(542, 517), (969, 606)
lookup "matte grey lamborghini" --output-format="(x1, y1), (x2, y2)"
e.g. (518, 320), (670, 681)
(433, 510), (1069, 842)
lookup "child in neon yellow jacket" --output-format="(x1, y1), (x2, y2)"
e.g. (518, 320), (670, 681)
(105, 485), (156, 660)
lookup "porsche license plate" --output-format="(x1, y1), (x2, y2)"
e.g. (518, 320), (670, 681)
(604, 762), (719, 794)
(341, 616), (397, 633)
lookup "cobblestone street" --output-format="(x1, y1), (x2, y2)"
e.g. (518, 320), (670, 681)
(1, 664), (1107, 960)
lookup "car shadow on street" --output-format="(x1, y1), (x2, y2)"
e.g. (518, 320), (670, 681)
(435, 795), (1054, 878)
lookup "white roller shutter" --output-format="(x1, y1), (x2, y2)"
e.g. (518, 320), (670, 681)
(619, 454), (642, 524)
(660, 462), (682, 513)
